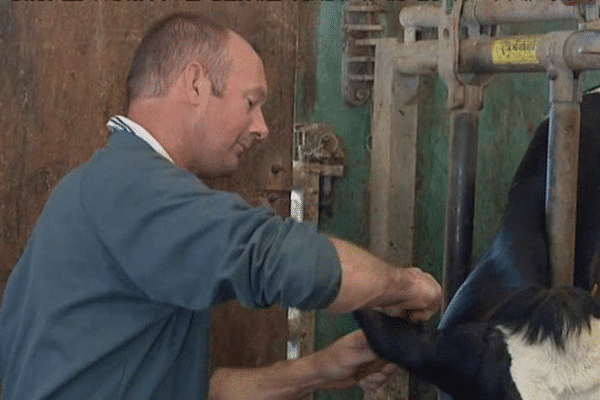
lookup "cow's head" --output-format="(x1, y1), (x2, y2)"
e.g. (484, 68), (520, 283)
(354, 287), (600, 400)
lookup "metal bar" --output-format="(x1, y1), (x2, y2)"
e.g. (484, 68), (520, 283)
(459, 36), (545, 74)
(562, 30), (600, 69)
(540, 29), (586, 288)
(399, 1), (582, 29)
(346, 5), (382, 13)
(546, 101), (581, 287)
(442, 108), (480, 308)
(347, 56), (375, 63)
(471, 1), (582, 25)
(345, 24), (384, 32)
(347, 74), (375, 82)
(355, 38), (380, 47)
(385, 31), (600, 76)
(399, 5), (439, 29)
(367, 37), (419, 400)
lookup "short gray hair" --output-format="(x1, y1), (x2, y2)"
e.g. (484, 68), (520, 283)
(127, 13), (231, 102)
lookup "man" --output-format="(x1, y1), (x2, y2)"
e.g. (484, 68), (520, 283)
(0, 13), (441, 399)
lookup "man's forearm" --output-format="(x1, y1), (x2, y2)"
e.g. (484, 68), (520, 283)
(208, 329), (399, 399)
(208, 357), (327, 400)
(325, 237), (440, 318)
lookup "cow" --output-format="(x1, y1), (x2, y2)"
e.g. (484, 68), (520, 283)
(354, 91), (600, 400)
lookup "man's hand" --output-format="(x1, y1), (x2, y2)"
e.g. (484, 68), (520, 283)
(374, 267), (441, 323)
(314, 329), (399, 395)
(326, 237), (442, 323)
(208, 329), (399, 399)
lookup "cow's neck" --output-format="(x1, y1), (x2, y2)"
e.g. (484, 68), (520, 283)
(500, 318), (600, 399)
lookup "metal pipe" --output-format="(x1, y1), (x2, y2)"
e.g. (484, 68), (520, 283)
(399, 1), (583, 29)
(390, 31), (600, 76)
(546, 100), (580, 287)
(562, 30), (600, 70)
(459, 36), (545, 74)
(469, 1), (582, 25)
(543, 48), (584, 288)
(399, 5), (439, 29)
(442, 108), (480, 308)
(539, 29), (585, 288)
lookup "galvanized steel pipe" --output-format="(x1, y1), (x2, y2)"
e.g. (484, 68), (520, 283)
(390, 31), (600, 75)
(443, 108), (480, 308)
(399, 1), (584, 29)
(399, 5), (439, 29)
(467, 1), (583, 25)
(546, 101), (580, 287)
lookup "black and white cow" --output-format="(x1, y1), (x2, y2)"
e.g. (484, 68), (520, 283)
(354, 92), (600, 400)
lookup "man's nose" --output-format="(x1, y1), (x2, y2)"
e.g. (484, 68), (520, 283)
(250, 108), (269, 140)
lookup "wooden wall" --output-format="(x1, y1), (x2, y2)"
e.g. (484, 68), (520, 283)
(0, 0), (313, 377)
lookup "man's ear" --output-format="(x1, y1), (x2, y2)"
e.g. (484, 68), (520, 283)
(181, 61), (211, 107)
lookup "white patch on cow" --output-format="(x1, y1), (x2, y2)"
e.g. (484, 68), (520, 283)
(499, 318), (600, 400)
(589, 87), (600, 94)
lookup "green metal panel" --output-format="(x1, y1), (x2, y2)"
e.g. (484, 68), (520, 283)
(297, 4), (600, 399)
(413, 21), (600, 399)
(295, 1), (368, 399)
(415, 20), (600, 305)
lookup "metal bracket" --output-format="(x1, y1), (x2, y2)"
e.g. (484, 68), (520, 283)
(292, 123), (345, 224)
(438, 0), (496, 111)
(342, 0), (386, 106)
(287, 123), (345, 388)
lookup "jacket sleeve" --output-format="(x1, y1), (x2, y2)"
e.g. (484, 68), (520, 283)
(80, 147), (341, 310)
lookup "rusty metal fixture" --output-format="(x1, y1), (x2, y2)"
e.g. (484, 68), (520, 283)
(293, 123), (345, 167)
(287, 123), (345, 373)
(342, 0), (385, 107)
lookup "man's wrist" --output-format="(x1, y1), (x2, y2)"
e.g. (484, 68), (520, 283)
(208, 357), (327, 400)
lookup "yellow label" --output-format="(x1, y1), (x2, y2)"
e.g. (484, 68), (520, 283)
(492, 36), (540, 65)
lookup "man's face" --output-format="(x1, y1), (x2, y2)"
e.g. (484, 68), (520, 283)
(191, 34), (269, 177)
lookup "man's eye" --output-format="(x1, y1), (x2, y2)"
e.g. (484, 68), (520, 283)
(247, 99), (255, 110)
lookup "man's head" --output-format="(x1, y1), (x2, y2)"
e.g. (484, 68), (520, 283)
(127, 13), (231, 102)
(126, 13), (269, 177)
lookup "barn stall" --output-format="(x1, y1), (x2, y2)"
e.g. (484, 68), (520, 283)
(2, 1), (600, 399)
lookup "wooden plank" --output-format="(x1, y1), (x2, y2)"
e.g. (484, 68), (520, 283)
(367, 38), (420, 400)
(369, 39), (420, 265)
(1, 1), (299, 377)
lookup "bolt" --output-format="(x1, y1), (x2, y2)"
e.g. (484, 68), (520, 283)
(548, 69), (559, 81)
(271, 164), (283, 174)
(355, 88), (368, 101)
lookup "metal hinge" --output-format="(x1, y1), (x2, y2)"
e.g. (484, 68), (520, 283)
(287, 123), (346, 396)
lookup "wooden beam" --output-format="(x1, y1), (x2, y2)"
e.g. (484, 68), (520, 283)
(367, 38), (420, 400)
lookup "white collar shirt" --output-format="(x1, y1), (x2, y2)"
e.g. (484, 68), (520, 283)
(107, 115), (175, 164)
